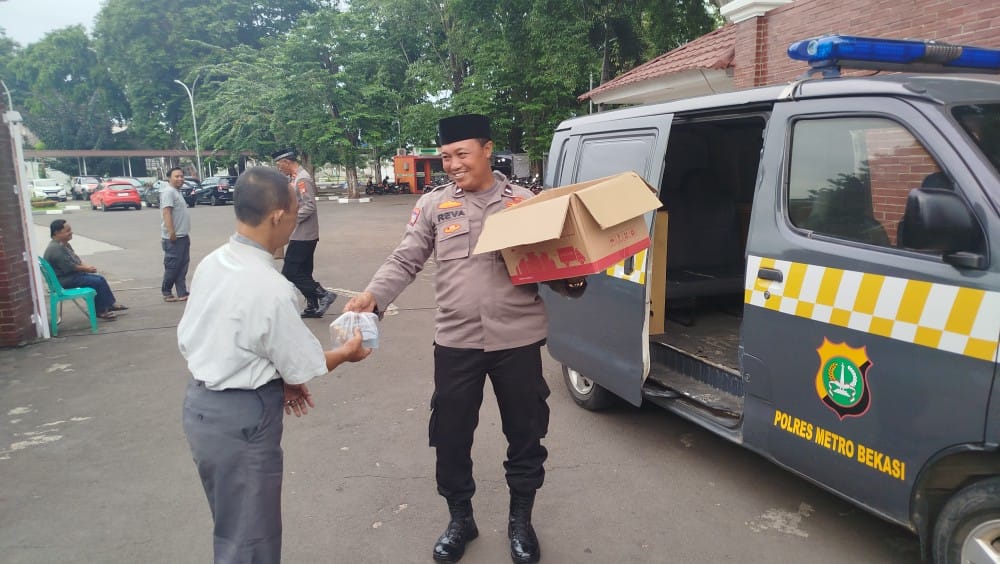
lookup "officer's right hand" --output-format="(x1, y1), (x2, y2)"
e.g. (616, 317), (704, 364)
(344, 291), (376, 313)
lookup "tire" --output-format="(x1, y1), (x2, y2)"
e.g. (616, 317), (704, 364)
(91, 201), (96, 210)
(211, 194), (218, 206)
(100, 201), (107, 212)
(932, 476), (1000, 564)
(561, 364), (615, 411)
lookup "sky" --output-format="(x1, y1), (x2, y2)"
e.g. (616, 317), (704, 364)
(0, 0), (104, 46)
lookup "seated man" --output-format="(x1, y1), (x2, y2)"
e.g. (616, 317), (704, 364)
(43, 219), (127, 321)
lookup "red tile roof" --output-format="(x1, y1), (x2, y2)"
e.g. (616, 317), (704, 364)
(579, 24), (736, 101)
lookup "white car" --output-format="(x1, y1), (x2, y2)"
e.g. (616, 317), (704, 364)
(31, 179), (68, 202)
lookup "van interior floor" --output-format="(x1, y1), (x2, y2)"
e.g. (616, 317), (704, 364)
(645, 307), (744, 423)
(652, 307), (742, 371)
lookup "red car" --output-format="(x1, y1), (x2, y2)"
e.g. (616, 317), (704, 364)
(90, 180), (142, 211)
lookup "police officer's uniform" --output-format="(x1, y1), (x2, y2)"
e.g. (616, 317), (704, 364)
(363, 114), (585, 563)
(367, 171), (551, 499)
(271, 148), (335, 317)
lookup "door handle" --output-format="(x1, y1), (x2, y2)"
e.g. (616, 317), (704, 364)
(757, 267), (783, 282)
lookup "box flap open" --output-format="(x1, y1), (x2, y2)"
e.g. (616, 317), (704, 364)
(474, 196), (572, 254)
(574, 172), (663, 229)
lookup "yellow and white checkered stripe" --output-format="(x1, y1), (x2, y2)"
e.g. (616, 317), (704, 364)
(606, 249), (647, 284)
(745, 255), (1000, 363)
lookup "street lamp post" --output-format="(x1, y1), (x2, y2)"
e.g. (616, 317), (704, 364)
(173, 78), (201, 180)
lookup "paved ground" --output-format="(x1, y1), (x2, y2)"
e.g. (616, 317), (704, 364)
(1, 196), (922, 563)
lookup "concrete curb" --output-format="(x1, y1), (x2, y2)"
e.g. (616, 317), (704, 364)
(336, 197), (372, 204)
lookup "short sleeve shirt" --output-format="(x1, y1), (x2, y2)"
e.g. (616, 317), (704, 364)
(160, 187), (191, 239)
(177, 236), (328, 390)
(43, 240), (81, 286)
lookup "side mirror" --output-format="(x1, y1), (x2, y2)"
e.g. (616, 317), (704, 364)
(899, 188), (985, 269)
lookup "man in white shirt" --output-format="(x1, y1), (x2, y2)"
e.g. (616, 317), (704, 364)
(179, 167), (371, 563)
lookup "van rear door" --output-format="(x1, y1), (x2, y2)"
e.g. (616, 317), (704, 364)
(542, 114), (672, 405)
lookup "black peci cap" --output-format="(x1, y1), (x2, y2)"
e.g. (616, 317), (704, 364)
(437, 114), (491, 146)
(271, 147), (297, 161)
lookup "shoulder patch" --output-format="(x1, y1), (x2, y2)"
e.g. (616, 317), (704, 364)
(439, 200), (462, 209)
(505, 197), (525, 208)
(409, 207), (421, 226)
(296, 180), (308, 194)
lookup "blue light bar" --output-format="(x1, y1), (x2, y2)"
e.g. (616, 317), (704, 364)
(788, 35), (1000, 75)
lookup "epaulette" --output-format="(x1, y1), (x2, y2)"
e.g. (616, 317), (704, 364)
(431, 181), (455, 193)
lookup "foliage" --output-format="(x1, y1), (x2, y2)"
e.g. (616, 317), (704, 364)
(7, 0), (721, 176)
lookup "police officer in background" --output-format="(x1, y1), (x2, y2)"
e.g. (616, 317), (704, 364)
(271, 148), (337, 318)
(344, 114), (585, 563)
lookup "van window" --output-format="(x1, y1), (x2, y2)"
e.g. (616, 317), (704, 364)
(575, 133), (655, 183)
(788, 117), (946, 248)
(953, 103), (1000, 181)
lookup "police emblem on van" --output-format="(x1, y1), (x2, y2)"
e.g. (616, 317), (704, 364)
(815, 339), (872, 420)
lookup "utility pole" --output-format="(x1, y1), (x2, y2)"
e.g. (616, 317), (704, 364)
(173, 78), (202, 179)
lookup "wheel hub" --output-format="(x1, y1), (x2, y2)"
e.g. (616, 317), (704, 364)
(962, 519), (1000, 564)
(566, 367), (594, 395)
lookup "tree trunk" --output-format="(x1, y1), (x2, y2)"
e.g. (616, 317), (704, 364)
(346, 166), (359, 199)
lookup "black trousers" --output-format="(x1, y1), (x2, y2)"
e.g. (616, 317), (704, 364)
(431, 340), (550, 503)
(281, 239), (324, 305)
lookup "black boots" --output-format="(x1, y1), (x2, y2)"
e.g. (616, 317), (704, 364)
(432, 495), (541, 563)
(432, 500), (479, 563)
(508, 493), (541, 563)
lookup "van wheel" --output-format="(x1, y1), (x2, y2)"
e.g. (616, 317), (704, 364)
(562, 365), (614, 411)
(933, 477), (1000, 564)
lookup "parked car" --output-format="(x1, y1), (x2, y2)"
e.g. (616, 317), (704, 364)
(90, 180), (141, 211)
(109, 176), (149, 196)
(30, 179), (68, 202)
(194, 175), (237, 206)
(144, 180), (198, 208)
(70, 176), (100, 200)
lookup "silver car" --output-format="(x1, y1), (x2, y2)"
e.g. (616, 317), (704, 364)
(31, 179), (68, 202)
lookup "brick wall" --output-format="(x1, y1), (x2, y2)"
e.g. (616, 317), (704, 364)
(866, 128), (941, 244)
(0, 105), (39, 347)
(734, 0), (1000, 88)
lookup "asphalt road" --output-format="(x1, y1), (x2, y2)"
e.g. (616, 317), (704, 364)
(1, 196), (922, 563)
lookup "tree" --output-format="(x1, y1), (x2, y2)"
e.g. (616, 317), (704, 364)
(8, 26), (128, 174)
(93, 0), (323, 149)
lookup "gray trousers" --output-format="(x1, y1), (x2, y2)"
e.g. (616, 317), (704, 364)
(162, 236), (191, 297)
(182, 378), (284, 564)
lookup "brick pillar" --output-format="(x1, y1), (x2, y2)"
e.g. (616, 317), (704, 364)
(733, 16), (769, 89)
(0, 104), (39, 347)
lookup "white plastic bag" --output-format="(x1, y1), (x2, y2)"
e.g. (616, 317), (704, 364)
(329, 312), (380, 349)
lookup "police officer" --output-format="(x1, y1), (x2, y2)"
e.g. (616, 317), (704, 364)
(271, 148), (337, 318)
(344, 114), (584, 563)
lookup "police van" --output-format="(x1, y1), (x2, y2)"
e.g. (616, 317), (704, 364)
(540, 36), (1000, 563)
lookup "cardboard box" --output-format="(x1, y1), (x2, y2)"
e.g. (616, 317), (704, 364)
(474, 172), (663, 284)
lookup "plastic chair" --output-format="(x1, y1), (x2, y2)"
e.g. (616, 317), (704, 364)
(37, 257), (98, 336)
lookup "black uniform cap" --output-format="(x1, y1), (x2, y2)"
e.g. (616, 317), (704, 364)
(271, 147), (297, 161)
(438, 114), (491, 146)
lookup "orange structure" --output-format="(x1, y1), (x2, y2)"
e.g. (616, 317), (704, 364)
(393, 154), (444, 194)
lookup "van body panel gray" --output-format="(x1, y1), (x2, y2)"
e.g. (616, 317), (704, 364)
(743, 96), (1000, 524)
(544, 72), (1000, 547)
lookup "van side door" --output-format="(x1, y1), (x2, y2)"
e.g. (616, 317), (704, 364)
(742, 97), (1000, 524)
(542, 114), (673, 405)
